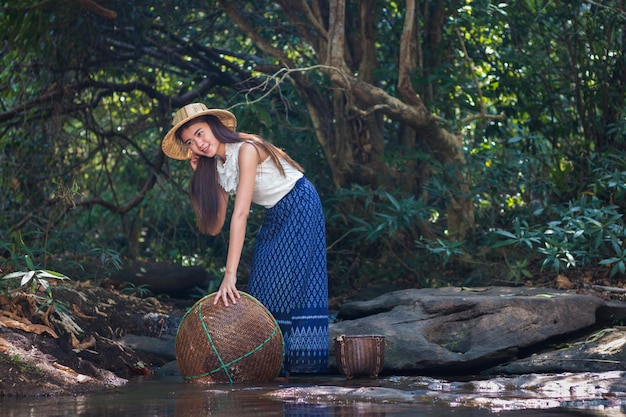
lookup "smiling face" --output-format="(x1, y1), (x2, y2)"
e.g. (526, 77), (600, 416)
(178, 120), (226, 160)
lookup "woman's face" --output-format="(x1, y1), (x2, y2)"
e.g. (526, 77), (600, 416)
(179, 120), (224, 159)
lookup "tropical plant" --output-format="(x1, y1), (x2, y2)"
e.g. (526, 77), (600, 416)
(1, 0), (625, 293)
(120, 282), (153, 298)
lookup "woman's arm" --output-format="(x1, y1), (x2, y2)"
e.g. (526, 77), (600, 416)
(214, 142), (260, 306)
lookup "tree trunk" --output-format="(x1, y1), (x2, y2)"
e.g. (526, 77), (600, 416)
(219, 0), (475, 240)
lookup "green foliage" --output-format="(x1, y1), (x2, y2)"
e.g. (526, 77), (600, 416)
(0, 231), (69, 297)
(0, 234), (85, 335)
(415, 238), (466, 269)
(2, 266), (68, 297)
(120, 282), (153, 298)
(326, 184), (466, 290)
(338, 185), (430, 242)
(492, 219), (543, 250)
(0, 251), (70, 321)
(491, 195), (626, 277)
(88, 247), (123, 276)
(474, 117), (626, 282)
(599, 245), (626, 278)
(504, 258), (534, 285)
(1, 0), (625, 295)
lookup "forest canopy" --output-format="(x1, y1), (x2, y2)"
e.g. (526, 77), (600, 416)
(1, 0), (625, 296)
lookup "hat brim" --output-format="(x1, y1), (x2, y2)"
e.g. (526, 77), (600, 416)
(161, 109), (237, 160)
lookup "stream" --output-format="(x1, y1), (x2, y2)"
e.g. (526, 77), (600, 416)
(2, 372), (625, 416)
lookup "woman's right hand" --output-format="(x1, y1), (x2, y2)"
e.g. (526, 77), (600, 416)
(190, 154), (200, 171)
(213, 273), (240, 307)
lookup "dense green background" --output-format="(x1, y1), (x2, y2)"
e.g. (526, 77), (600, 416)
(1, 1), (625, 297)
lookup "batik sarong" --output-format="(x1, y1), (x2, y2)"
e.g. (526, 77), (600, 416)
(247, 176), (329, 374)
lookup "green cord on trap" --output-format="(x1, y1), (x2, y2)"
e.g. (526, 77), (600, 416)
(175, 291), (285, 383)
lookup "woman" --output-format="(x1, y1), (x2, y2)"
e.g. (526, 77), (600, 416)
(161, 103), (329, 374)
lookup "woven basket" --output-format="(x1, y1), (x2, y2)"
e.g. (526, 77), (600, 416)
(335, 335), (385, 379)
(175, 291), (284, 384)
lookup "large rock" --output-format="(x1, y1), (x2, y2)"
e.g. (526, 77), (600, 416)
(330, 287), (626, 373)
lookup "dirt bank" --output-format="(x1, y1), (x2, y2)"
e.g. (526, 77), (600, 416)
(0, 280), (187, 397)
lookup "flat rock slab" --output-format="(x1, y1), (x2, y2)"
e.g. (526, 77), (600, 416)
(488, 328), (626, 374)
(330, 287), (619, 373)
(265, 371), (626, 413)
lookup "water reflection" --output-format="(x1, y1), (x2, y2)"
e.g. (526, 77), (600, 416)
(174, 386), (284, 416)
(1, 373), (625, 416)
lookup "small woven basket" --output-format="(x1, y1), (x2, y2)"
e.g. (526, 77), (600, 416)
(335, 335), (385, 379)
(175, 291), (284, 384)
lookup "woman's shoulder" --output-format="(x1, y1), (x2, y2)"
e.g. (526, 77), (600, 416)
(238, 139), (269, 162)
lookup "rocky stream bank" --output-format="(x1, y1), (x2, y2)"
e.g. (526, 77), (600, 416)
(2, 267), (626, 398)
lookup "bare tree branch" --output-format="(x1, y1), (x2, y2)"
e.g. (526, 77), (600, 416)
(216, 0), (296, 69)
(71, 0), (117, 19)
(297, 0), (328, 40)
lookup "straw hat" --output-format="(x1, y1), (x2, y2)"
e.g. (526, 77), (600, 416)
(161, 103), (237, 160)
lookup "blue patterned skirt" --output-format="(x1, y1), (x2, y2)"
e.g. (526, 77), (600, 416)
(247, 176), (329, 374)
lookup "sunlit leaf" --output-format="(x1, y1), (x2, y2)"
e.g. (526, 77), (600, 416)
(20, 270), (36, 286)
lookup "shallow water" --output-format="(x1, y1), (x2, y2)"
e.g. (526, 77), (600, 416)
(2, 374), (625, 417)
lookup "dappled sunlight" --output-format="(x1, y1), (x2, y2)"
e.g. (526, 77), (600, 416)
(264, 372), (626, 414)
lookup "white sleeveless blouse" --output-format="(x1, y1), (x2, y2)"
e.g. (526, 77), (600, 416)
(216, 142), (303, 208)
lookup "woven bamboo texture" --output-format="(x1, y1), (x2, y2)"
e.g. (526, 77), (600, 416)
(176, 291), (284, 383)
(335, 335), (385, 379)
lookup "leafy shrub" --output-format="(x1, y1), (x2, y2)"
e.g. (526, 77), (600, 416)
(492, 195), (626, 278)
